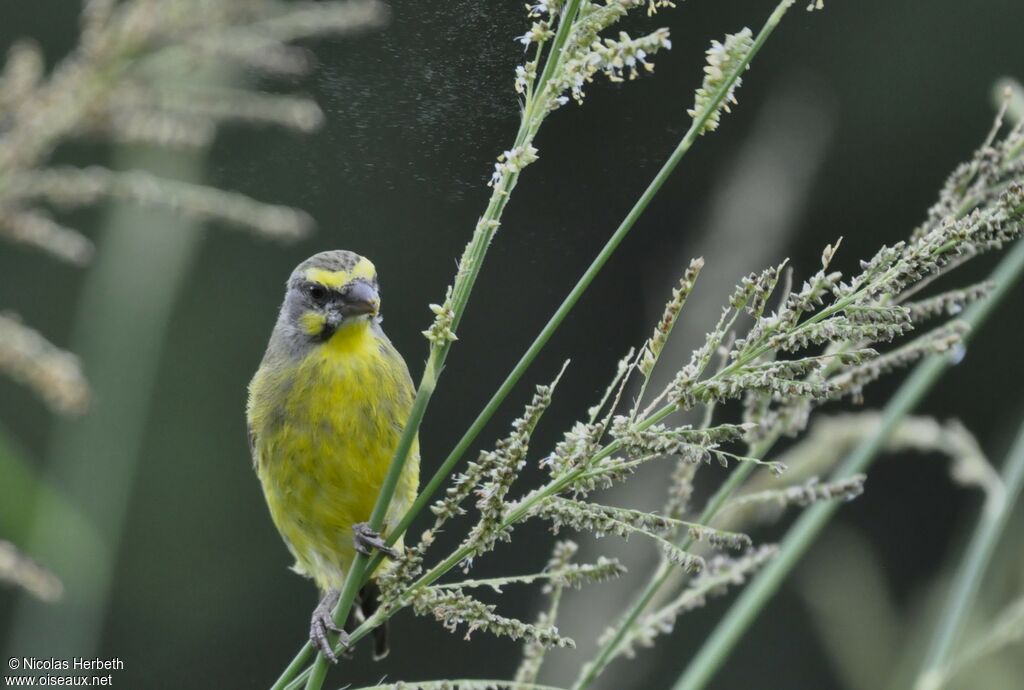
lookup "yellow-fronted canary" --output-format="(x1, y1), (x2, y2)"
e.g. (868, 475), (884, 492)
(246, 250), (419, 661)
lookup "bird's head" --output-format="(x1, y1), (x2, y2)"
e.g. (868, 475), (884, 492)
(281, 250), (381, 342)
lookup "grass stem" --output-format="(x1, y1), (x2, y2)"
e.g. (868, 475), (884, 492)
(913, 410), (1024, 690)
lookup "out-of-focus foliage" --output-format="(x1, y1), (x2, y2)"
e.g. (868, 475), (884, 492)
(0, 0), (385, 412)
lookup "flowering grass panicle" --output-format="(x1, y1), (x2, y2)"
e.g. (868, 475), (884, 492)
(409, 587), (574, 647)
(0, 313), (89, 415)
(689, 28), (755, 134)
(724, 475), (867, 514)
(604, 544), (779, 661)
(640, 258), (705, 379)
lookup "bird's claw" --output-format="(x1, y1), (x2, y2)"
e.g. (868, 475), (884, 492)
(353, 522), (400, 559)
(310, 594), (348, 664)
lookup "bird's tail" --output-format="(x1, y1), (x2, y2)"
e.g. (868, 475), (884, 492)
(358, 582), (388, 660)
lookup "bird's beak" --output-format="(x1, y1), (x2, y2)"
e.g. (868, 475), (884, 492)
(339, 280), (380, 318)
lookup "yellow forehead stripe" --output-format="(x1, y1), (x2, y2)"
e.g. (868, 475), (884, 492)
(305, 259), (376, 288)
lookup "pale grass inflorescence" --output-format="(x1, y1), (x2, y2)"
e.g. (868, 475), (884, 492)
(0, 0), (383, 601)
(0, 539), (62, 603)
(0, 0), (385, 416)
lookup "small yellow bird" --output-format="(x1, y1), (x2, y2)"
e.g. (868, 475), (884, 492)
(246, 250), (419, 661)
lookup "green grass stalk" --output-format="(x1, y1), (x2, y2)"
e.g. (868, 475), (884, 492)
(913, 413), (1024, 690)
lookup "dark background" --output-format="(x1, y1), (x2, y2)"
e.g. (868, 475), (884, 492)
(2, 1), (1023, 688)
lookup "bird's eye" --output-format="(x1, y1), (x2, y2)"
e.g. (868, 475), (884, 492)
(307, 284), (328, 302)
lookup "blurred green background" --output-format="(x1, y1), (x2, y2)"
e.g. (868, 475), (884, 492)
(2, 1), (1024, 688)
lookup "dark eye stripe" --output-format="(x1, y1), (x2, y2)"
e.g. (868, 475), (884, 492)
(299, 280), (379, 302)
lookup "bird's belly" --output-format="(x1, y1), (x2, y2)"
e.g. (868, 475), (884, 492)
(256, 351), (411, 590)
(261, 428), (387, 587)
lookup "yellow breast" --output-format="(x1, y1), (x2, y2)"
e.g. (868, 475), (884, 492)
(248, 320), (418, 590)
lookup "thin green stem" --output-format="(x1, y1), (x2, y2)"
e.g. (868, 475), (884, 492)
(669, 235), (1024, 690)
(271, 651), (313, 690)
(532, 0), (584, 109)
(431, 572), (570, 590)
(913, 414), (1024, 690)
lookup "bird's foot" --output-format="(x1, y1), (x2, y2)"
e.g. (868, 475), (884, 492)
(352, 522), (400, 559)
(309, 590), (347, 664)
